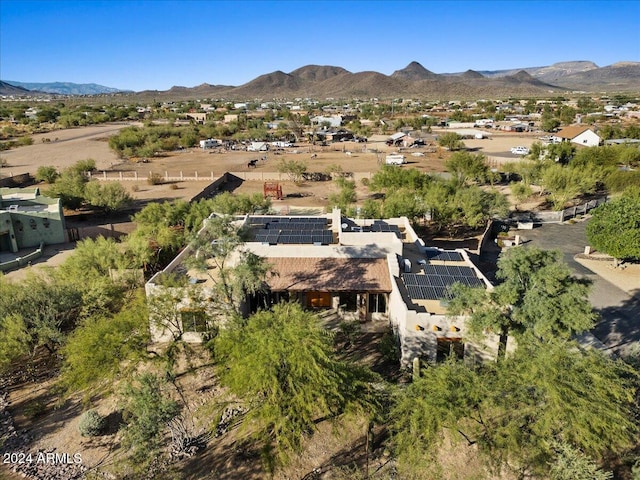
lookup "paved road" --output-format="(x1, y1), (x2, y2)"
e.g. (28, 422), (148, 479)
(519, 221), (639, 356)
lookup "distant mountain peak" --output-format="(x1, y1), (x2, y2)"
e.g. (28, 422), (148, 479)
(460, 69), (484, 79)
(391, 61), (439, 80)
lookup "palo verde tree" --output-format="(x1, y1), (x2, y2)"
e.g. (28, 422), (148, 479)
(586, 187), (640, 262)
(448, 247), (597, 358)
(214, 302), (380, 471)
(392, 341), (638, 479)
(183, 214), (273, 318)
(445, 151), (494, 185)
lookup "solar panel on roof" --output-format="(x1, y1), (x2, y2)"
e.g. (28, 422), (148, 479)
(422, 264), (437, 275)
(453, 276), (467, 284)
(416, 275), (429, 286)
(433, 265), (448, 276)
(422, 286), (436, 300)
(403, 274), (419, 286)
(427, 275), (445, 287)
(407, 285), (422, 299)
(457, 267), (475, 278)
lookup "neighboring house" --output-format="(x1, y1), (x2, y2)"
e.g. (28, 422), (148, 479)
(0, 187), (66, 253)
(552, 126), (601, 147)
(146, 209), (503, 366)
(311, 115), (343, 128)
(185, 112), (207, 123)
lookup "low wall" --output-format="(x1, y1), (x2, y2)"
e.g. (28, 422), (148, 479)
(0, 172), (34, 188)
(511, 197), (608, 224)
(0, 243), (44, 272)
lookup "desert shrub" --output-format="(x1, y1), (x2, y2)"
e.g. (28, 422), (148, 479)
(148, 173), (163, 185)
(78, 409), (106, 437)
(379, 330), (400, 363)
(16, 136), (33, 146)
(23, 400), (47, 419)
(131, 184), (140, 192)
(35, 165), (59, 184)
(169, 183), (179, 190)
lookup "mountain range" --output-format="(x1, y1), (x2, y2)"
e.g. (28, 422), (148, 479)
(1, 81), (131, 96)
(2, 61), (638, 99)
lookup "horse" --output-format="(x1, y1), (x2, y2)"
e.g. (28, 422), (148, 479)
(247, 159), (258, 168)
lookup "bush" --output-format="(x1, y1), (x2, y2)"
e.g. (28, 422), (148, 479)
(23, 400), (47, 419)
(36, 165), (59, 184)
(78, 409), (105, 437)
(148, 173), (164, 185)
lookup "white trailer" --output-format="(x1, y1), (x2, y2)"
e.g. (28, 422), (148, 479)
(385, 154), (406, 165)
(200, 139), (220, 149)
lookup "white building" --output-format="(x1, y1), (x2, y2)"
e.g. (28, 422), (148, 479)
(552, 126), (601, 147)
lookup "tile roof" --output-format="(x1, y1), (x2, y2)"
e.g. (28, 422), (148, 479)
(266, 257), (392, 292)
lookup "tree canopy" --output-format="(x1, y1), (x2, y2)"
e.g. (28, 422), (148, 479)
(448, 247), (596, 357)
(586, 188), (640, 261)
(214, 302), (379, 469)
(392, 342), (637, 478)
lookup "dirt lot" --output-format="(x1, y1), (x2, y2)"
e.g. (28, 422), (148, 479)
(0, 123), (540, 209)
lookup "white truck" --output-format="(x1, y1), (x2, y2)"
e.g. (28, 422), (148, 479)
(385, 154), (406, 165)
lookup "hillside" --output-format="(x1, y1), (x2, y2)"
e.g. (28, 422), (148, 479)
(0, 81), (32, 96)
(1, 81), (129, 95)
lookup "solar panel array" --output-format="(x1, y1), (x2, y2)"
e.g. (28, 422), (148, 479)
(425, 250), (464, 262)
(403, 268), (484, 300)
(251, 217), (333, 245)
(369, 223), (401, 236)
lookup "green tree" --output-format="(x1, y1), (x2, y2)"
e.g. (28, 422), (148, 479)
(549, 442), (613, 480)
(83, 181), (132, 213)
(120, 373), (180, 462)
(437, 132), (465, 151)
(47, 169), (87, 209)
(214, 302), (378, 469)
(510, 182), (533, 210)
(445, 151), (491, 185)
(392, 344), (637, 478)
(448, 247), (596, 358)
(277, 158), (307, 185)
(0, 274), (84, 361)
(184, 215), (273, 317)
(60, 295), (149, 395)
(35, 165), (59, 184)
(0, 314), (31, 371)
(586, 188), (640, 261)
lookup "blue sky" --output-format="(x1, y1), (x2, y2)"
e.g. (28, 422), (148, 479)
(1, 0), (639, 91)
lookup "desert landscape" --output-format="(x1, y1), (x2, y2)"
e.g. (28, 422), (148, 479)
(0, 122), (541, 209)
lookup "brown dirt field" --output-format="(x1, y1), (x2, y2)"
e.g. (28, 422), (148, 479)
(1, 123), (541, 212)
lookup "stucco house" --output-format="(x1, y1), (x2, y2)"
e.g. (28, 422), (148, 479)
(146, 209), (504, 366)
(0, 187), (66, 253)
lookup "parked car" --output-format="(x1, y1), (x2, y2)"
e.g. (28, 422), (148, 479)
(510, 146), (530, 155)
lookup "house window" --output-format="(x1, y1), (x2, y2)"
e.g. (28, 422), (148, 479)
(307, 292), (332, 308)
(368, 293), (387, 313)
(180, 309), (208, 333)
(339, 292), (357, 312)
(436, 338), (464, 362)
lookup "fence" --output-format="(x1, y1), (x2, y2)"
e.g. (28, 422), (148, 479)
(90, 170), (375, 182)
(510, 197), (607, 224)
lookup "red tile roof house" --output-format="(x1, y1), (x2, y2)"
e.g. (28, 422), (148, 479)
(146, 208), (504, 367)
